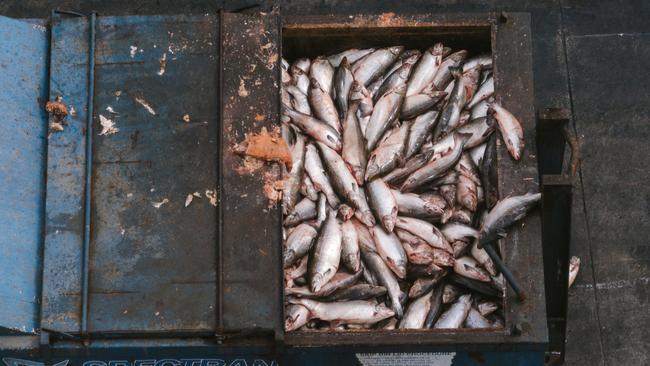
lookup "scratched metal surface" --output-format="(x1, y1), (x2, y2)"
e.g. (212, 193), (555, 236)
(41, 15), (90, 334)
(0, 16), (48, 334)
(87, 14), (220, 333)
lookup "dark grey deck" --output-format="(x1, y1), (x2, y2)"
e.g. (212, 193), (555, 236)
(2, 0), (648, 364)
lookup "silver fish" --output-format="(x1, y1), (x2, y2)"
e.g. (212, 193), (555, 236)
(568, 256), (580, 288)
(489, 101), (525, 160)
(454, 256), (491, 282)
(289, 298), (394, 325)
(365, 83), (407, 152)
(481, 133), (499, 209)
(317, 142), (366, 214)
(400, 233), (441, 266)
(308, 209), (342, 292)
(371, 225), (407, 279)
(349, 81), (374, 118)
(313, 193), (328, 229)
(400, 133), (470, 192)
(470, 240), (497, 276)
(423, 283), (445, 327)
(456, 116), (496, 149)
(286, 84), (311, 115)
(405, 110), (440, 160)
(477, 300), (499, 316)
(400, 90), (447, 120)
(323, 283), (387, 302)
(449, 207), (473, 225)
(372, 50), (422, 100)
(341, 103), (367, 185)
(328, 48), (375, 67)
(469, 142), (487, 168)
(283, 133), (307, 215)
(433, 67), (466, 139)
(399, 290), (433, 329)
(309, 78), (341, 134)
(365, 122), (409, 181)
(441, 223), (478, 243)
(352, 187), (376, 227)
(286, 270), (361, 298)
(406, 43), (445, 96)
(285, 255), (309, 288)
(310, 56), (335, 97)
(285, 304), (311, 332)
(293, 57), (311, 73)
(434, 294), (471, 329)
(360, 242), (404, 318)
(442, 283), (460, 304)
(383, 152), (432, 184)
(461, 64), (483, 104)
(439, 185), (457, 208)
(408, 272), (446, 299)
(305, 144), (341, 207)
(284, 197), (317, 227)
(374, 53), (419, 102)
(409, 262), (445, 278)
(284, 223), (318, 268)
(352, 46), (404, 86)
(470, 97), (491, 120)
(334, 57), (354, 119)
(462, 54), (492, 72)
(291, 65), (310, 95)
(464, 307), (492, 328)
(419, 191), (449, 213)
(456, 174), (478, 212)
(283, 106), (342, 151)
(391, 189), (444, 218)
(432, 50), (468, 91)
(341, 220), (361, 273)
(367, 179), (398, 232)
(338, 204), (355, 221)
(480, 192), (541, 241)
(467, 75), (493, 109)
(301, 174), (319, 201)
(395, 216), (452, 253)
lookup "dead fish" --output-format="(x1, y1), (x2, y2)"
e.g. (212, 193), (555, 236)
(372, 50), (422, 100)
(352, 188), (376, 227)
(285, 256), (309, 288)
(284, 198), (317, 227)
(434, 294), (471, 329)
(371, 225), (407, 279)
(439, 185), (457, 208)
(464, 307), (492, 328)
(441, 223), (478, 244)
(360, 242), (404, 318)
(310, 56), (335, 97)
(365, 83), (407, 152)
(481, 133), (499, 209)
(406, 43), (445, 96)
(461, 64), (483, 103)
(283, 133), (307, 215)
(450, 239), (471, 258)
(467, 75), (494, 109)
(334, 57), (355, 119)
(383, 152), (432, 184)
(284, 223), (318, 268)
(408, 272), (446, 299)
(408, 262), (445, 278)
(285, 304), (312, 331)
(301, 174), (319, 201)
(455, 153), (481, 185)
(447, 272), (502, 299)
(400, 133), (470, 192)
(401, 237), (452, 266)
(374, 53), (419, 102)
(338, 204), (355, 221)
(470, 97), (491, 120)
(470, 240), (497, 276)
(349, 81), (374, 118)
(293, 57), (311, 73)
(477, 300), (499, 316)
(463, 54), (492, 72)
(395, 216), (452, 253)
(283, 106), (342, 151)
(489, 101), (525, 160)
(399, 290), (433, 329)
(456, 116), (496, 149)
(391, 189), (444, 218)
(317, 142), (366, 215)
(352, 46), (404, 86)
(367, 179), (398, 232)
(448, 207), (473, 225)
(405, 110), (440, 160)
(308, 209), (342, 293)
(479, 192), (541, 241)
(456, 174), (478, 212)
(328, 48), (375, 67)
(286, 84), (312, 115)
(341, 103), (367, 186)
(423, 283), (445, 327)
(431, 170), (459, 187)
(379, 317), (398, 330)
(287, 270), (361, 298)
(432, 50), (468, 91)
(309, 78), (341, 134)
(291, 65), (310, 95)
(305, 144), (341, 207)
(289, 298), (394, 326)
(469, 143), (487, 168)
(433, 67), (466, 139)
(454, 256), (491, 282)
(365, 122), (409, 181)
(400, 90), (447, 120)
(313, 193), (328, 229)
(419, 191), (449, 213)
(341, 220), (361, 273)
(442, 284), (460, 304)
(323, 283), (387, 302)
(569, 256), (580, 288)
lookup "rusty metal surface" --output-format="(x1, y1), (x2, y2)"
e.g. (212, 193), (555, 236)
(220, 10), (282, 333)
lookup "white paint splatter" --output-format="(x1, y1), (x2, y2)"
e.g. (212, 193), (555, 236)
(129, 45), (138, 58)
(238, 78), (249, 97)
(152, 198), (169, 209)
(157, 53), (167, 76)
(205, 190), (218, 207)
(185, 194), (194, 207)
(134, 96), (156, 115)
(98, 115), (119, 135)
(106, 106), (116, 113)
(575, 277), (650, 291)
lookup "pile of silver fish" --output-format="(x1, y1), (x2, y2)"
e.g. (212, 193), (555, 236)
(280, 44), (540, 332)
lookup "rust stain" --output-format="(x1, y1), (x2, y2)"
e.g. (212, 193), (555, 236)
(46, 95), (68, 132)
(254, 113), (265, 122)
(379, 12), (397, 25)
(263, 170), (285, 208)
(234, 126), (292, 169)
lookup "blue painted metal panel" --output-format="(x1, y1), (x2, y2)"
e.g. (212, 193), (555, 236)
(0, 16), (48, 334)
(41, 15), (90, 334)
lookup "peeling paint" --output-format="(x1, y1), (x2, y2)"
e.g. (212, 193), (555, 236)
(134, 96), (157, 115)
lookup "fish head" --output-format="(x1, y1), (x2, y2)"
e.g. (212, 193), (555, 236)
(388, 46), (405, 56)
(373, 304), (396, 320)
(340, 56), (350, 68)
(432, 42), (444, 56)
